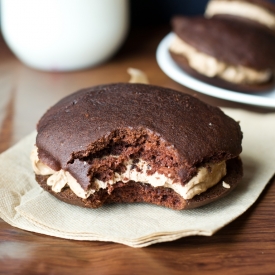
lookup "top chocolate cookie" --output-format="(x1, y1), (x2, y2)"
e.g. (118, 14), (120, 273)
(171, 15), (275, 70)
(36, 83), (242, 186)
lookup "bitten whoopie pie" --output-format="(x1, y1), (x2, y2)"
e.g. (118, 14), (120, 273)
(169, 16), (275, 92)
(31, 83), (243, 210)
(205, 0), (275, 31)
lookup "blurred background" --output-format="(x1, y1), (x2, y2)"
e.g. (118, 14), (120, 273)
(131, 0), (275, 26)
(130, 0), (209, 27)
(4, 0), (275, 29)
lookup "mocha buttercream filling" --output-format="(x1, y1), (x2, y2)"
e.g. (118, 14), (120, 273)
(169, 35), (272, 84)
(31, 147), (227, 200)
(205, 0), (275, 30)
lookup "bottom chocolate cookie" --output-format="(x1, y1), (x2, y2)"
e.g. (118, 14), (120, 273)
(170, 51), (275, 94)
(36, 157), (242, 210)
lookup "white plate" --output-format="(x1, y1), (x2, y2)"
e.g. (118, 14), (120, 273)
(156, 33), (275, 108)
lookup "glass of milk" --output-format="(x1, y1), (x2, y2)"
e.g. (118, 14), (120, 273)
(1, 0), (129, 71)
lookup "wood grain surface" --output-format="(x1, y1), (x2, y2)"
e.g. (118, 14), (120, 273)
(0, 26), (274, 275)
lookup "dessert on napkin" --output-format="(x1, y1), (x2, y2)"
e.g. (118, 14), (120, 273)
(0, 69), (275, 247)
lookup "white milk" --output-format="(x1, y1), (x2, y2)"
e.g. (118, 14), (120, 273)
(1, 0), (129, 71)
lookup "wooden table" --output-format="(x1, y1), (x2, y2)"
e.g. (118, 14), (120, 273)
(0, 26), (274, 275)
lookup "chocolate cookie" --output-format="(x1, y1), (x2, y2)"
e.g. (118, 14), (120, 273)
(170, 16), (275, 92)
(32, 83), (243, 210)
(205, 0), (275, 31)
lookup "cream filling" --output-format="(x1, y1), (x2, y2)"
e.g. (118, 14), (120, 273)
(169, 35), (272, 84)
(94, 159), (226, 200)
(30, 147), (56, 175)
(31, 147), (227, 200)
(205, 0), (275, 30)
(222, 181), (231, 188)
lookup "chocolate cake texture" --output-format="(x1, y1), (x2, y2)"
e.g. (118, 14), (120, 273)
(33, 83), (243, 210)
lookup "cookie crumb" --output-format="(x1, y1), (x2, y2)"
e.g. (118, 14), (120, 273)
(127, 68), (149, 84)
